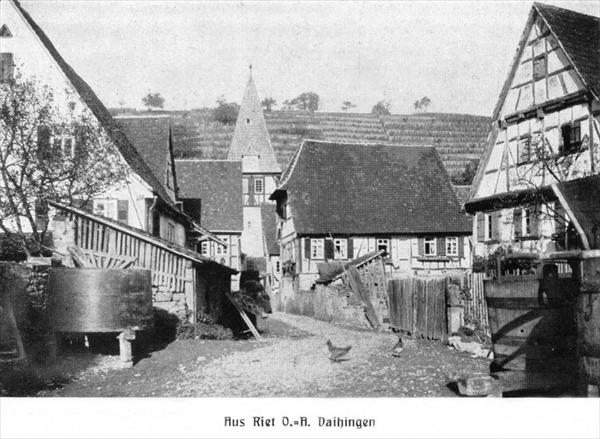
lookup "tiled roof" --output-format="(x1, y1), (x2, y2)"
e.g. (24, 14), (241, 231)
(227, 73), (281, 174)
(175, 160), (243, 232)
(12, 0), (173, 205)
(260, 205), (279, 256)
(535, 2), (600, 99)
(115, 116), (173, 191)
(275, 140), (472, 235)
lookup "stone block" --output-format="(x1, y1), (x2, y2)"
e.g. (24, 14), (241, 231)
(154, 292), (172, 302)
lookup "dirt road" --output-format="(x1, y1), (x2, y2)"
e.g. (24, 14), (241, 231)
(29, 313), (489, 397)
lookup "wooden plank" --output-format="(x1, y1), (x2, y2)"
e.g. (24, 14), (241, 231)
(347, 266), (380, 329)
(226, 294), (261, 339)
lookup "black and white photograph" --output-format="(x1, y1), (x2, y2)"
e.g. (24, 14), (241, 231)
(0, 0), (599, 437)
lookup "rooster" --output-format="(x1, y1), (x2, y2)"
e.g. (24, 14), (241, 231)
(326, 339), (352, 362)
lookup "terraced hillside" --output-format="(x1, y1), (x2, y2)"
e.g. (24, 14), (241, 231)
(112, 109), (490, 181)
(381, 113), (490, 179)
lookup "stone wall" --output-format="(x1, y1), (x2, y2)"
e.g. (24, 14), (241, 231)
(283, 282), (370, 330)
(152, 285), (188, 321)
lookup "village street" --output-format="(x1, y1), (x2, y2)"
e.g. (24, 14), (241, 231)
(33, 313), (490, 397)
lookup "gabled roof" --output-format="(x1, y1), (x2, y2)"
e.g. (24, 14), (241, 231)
(227, 70), (281, 174)
(491, 3), (599, 122)
(273, 140), (471, 235)
(535, 3), (600, 100)
(115, 115), (173, 192)
(11, 0), (173, 205)
(175, 160), (243, 232)
(261, 205), (279, 256)
(469, 3), (600, 205)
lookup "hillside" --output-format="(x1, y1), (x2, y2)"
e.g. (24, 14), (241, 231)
(112, 109), (490, 181)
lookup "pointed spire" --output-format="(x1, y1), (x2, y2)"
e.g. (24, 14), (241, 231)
(228, 67), (281, 174)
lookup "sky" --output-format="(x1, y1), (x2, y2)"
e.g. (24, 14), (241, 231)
(18, 0), (600, 116)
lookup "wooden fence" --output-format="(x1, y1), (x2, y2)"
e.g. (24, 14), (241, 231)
(462, 272), (490, 336)
(387, 276), (447, 340)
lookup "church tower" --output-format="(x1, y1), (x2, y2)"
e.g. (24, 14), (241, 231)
(229, 67), (281, 257)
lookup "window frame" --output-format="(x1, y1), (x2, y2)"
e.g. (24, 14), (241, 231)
(254, 178), (264, 194)
(485, 214), (493, 241)
(424, 237), (437, 256)
(445, 237), (459, 256)
(310, 238), (324, 259)
(377, 238), (390, 254)
(532, 56), (546, 81)
(560, 121), (582, 156)
(517, 135), (531, 165)
(167, 222), (176, 243)
(333, 238), (348, 260)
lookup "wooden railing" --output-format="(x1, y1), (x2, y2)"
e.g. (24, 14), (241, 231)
(53, 205), (196, 293)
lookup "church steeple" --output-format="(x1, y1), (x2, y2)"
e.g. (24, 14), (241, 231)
(228, 67), (280, 174)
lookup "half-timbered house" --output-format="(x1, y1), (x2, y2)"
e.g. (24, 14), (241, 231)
(271, 140), (472, 289)
(464, 3), (600, 256)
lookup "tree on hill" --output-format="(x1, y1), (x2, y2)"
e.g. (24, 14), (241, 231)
(458, 159), (480, 185)
(288, 92), (319, 112)
(261, 97), (277, 113)
(142, 92), (165, 111)
(341, 101), (356, 112)
(371, 100), (391, 116)
(0, 72), (130, 257)
(413, 96), (431, 112)
(212, 96), (240, 125)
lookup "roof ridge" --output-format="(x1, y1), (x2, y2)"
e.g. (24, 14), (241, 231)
(533, 2), (600, 20)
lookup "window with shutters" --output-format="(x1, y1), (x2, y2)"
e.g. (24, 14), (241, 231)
(0, 53), (14, 83)
(334, 239), (347, 259)
(517, 135), (531, 164)
(445, 237), (458, 256)
(377, 239), (389, 253)
(117, 200), (129, 222)
(424, 237), (436, 256)
(310, 238), (324, 259)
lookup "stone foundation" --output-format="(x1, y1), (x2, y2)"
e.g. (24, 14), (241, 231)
(152, 285), (188, 321)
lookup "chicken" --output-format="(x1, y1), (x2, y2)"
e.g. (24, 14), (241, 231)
(391, 338), (403, 357)
(326, 339), (351, 362)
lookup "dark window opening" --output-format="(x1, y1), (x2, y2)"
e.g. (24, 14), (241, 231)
(117, 200), (129, 222)
(560, 122), (581, 156)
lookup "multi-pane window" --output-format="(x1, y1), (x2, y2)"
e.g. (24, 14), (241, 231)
(377, 239), (389, 253)
(533, 57), (546, 81)
(524, 208), (532, 236)
(117, 200), (129, 222)
(51, 132), (76, 157)
(446, 237), (459, 256)
(334, 239), (347, 259)
(560, 122), (582, 155)
(254, 178), (264, 194)
(200, 241), (209, 255)
(310, 238), (324, 259)
(275, 260), (281, 273)
(517, 136), (531, 164)
(424, 237), (436, 256)
(0, 53), (14, 83)
(167, 223), (175, 243)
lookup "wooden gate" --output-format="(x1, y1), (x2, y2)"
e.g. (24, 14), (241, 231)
(387, 276), (447, 339)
